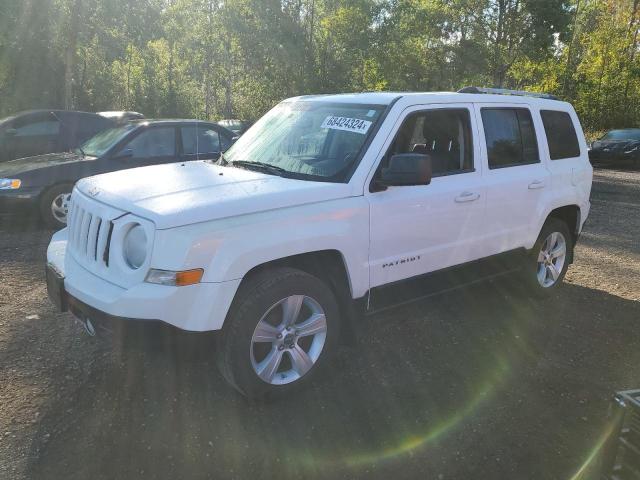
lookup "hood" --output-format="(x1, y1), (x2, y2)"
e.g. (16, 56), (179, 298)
(76, 161), (354, 229)
(0, 152), (84, 177)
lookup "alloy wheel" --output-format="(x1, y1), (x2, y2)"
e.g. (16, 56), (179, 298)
(536, 231), (567, 288)
(250, 295), (328, 385)
(50, 193), (71, 225)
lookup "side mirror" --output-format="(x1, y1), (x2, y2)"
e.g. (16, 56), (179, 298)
(5, 128), (17, 137)
(378, 153), (432, 187)
(113, 148), (133, 160)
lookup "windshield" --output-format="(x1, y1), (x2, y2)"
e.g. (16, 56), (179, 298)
(601, 129), (640, 141)
(78, 123), (137, 157)
(224, 101), (385, 181)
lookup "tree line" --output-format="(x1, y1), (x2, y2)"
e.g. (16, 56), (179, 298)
(0, 0), (638, 133)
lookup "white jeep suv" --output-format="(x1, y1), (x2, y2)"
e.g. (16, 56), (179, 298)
(46, 87), (592, 397)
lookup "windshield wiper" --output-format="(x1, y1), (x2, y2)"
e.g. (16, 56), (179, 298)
(231, 160), (289, 176)
(77, 146), (86, 158)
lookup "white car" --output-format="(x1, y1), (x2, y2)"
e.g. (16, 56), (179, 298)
(46, 87), (593, 398)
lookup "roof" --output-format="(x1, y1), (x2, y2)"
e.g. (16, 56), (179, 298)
(289, 91), (570, 108)
(130, 119), (219, 125)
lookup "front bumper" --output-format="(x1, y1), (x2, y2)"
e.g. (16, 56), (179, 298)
(0, 186), (43, 217)
(46, 229), (241, 332)
(589, 151), (639, 163)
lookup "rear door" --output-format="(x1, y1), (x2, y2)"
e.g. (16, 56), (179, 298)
(179, 124), (225, 161)
(537, 108), (592, 223)
(475, 103), (551, 255)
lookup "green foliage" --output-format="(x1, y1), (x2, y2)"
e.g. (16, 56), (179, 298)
(0, 0), (638, 131)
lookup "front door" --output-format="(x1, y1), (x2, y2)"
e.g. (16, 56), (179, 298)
(367, 104), (486, 288)
(111, 126), (179, 169)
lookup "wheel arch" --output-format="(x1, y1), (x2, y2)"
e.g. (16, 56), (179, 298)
(541, 204), (580, 264)
(547, 205), (580, 243)
(237, 250), (363, 345)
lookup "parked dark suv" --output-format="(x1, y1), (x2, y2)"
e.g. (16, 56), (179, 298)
(0, 110), (116, 163)
(0, 120), (234, 228)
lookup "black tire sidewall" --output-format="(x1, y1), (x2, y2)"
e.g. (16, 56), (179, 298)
(217, 268), (341, 399)
(39, 184), (73, 230)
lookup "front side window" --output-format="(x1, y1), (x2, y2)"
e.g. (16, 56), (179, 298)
(541, 110), (581, 160)
(121, 127), (176, 157)
(385, 108), (474, 177)
(181, 126), (220, 154)
(481, 108), (539, 169)
(223, 101), (385, 181)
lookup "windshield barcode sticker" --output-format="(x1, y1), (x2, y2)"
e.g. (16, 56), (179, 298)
(321, 116), (372, 135)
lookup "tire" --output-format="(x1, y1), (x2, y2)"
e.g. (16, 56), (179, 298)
(216, 267), (341, 399)
(39, 184), (73, 230)
(521, 218), (573, 297)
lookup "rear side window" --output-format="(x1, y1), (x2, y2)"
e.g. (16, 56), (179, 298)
(481, 108), (539, 169)
(540, 110), (581, 160)
(181, 126), (221, 154)
(14, 118), (60, 137)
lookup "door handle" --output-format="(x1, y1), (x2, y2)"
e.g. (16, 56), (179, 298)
(455, 191), (480, 203)
(528, 180), (546, 189)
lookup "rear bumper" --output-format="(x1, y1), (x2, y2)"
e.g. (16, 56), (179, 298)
(46, 229), (241, 332)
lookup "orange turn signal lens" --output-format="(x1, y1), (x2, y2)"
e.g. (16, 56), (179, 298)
(174, 269), (204, 286)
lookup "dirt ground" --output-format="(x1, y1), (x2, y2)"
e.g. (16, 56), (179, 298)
(1, 167), (639, 480)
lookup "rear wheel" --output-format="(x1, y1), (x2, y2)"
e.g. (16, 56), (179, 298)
(40, 183), (73, 230)
(522, 218), (573, 297)
(216, 267), (340, 399)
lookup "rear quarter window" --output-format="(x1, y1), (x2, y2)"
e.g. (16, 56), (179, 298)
(540, 110), (581, 160)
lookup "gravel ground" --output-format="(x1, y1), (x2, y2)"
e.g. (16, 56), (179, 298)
(1, 167), (639, 480)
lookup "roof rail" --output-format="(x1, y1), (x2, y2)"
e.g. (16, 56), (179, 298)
(457, 86), (559, 101)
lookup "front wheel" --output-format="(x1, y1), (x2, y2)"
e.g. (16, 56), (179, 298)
(522, 218), (573, 297)
(40, 184), (73, 230)
(216, 267), (340, 399)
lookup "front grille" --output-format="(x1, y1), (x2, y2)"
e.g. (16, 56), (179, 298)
(67, 196), (112, 266)
(602, 390), (640, 479)
(65, 190), (128, 275)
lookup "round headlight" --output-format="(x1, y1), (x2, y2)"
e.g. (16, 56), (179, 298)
(123, 224), (148, 269)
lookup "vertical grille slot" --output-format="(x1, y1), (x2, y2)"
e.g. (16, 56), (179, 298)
(86, 215), (101, 259)
(79, 212), (92, 255)
(103, 221), (115, 266)
(93, 218), (103, 261)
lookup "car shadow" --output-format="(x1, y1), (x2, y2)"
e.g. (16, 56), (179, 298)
(24, 280), (640, 480)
